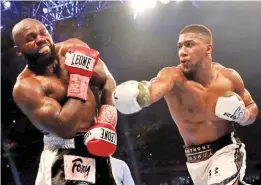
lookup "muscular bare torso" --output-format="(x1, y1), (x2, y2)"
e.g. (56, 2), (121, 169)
(164, 63), (234, 146)
(16, 42), (97, 134)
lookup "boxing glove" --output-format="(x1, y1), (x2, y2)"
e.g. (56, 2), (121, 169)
(112, 80), (150, 114)
(65, 46), (100, 101)
(215, 91), (249, 124)
(83, 105), (118, 157)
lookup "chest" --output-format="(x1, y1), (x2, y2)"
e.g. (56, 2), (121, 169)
(36, 75), (68, 102)
(167, 76), (234, 118)
(35, 57), (69, 102)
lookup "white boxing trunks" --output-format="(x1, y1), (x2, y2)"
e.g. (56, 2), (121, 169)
(35, 134), (116, 185)
(185, 132), (249, 185)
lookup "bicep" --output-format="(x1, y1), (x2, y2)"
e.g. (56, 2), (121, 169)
(229, 69), (254, 106)
(13, 82), (62, 133)
(30, 97), (62, 132)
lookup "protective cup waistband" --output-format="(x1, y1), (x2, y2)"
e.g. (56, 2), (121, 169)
(43, 134), (75, 149)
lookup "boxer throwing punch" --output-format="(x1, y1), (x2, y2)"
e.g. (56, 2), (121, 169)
(113, 25), (258, 185)
(12, 18), (117, 185)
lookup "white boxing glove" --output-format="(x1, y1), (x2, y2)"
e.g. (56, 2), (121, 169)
(112, 80), (150, 114)
(215, 91), (247, 123)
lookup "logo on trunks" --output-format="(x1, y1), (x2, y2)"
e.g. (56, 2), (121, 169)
(209, 167), (219, 178)
(223, 105), (244, 121)
(71, 53), (94, 70)
(101, 128), (117, 144)
(185, 145), (211, 154)
(72, 158), (91, 179)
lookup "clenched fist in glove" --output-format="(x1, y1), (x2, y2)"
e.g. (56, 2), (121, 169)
(215, 91), (250, 124)
(83, 105), (118, 157)
(112, 80), (150, 114)
(65, 46), (100, 101)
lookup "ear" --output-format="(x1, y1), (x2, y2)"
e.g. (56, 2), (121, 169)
(14, 45), (22, 56)
(206, 44), (212, 55)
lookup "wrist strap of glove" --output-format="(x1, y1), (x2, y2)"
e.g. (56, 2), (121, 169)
(97, 105), (117, 128)
(67, 74), (90, 101)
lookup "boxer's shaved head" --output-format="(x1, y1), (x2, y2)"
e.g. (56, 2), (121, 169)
(12, 18), (46, 45)
(180, 24), (213, 45)
(12, 18), (55, 66)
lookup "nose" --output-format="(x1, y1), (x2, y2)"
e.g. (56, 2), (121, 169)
(179, 46), (188, 58)
(36, 35), (48, 47)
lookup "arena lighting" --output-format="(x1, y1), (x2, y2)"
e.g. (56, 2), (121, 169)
(28, 1), (115, 35)
(160, 0), (170, 4)
(3, 0), (11, 9)
(42, 7), (48, 14)
(130, 0), (156, 19)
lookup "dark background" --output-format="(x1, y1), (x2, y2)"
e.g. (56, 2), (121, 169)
(1, 1), (261, 185)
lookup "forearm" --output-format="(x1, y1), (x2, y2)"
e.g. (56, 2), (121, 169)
(58, 98), (84, 123)
(100, 78), (116, 105)
(55, 98), (85, 137)
(142, 77), (165, 107)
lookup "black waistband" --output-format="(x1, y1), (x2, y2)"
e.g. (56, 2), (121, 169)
(184, 132), (241, 163)
(74, 135), (98, 159)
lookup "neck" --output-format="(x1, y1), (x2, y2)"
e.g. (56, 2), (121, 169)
(27, 58), (59, 76)
(188, 58), (213, 86)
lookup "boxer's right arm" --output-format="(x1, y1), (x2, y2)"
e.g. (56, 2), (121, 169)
(112, 67), (174, 114)
(13, 78), (83, 139)
(141, 67), (174, 107)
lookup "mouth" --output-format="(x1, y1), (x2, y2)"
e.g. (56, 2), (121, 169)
(180, 59), (190, 64)
(38, 45), (50, 54)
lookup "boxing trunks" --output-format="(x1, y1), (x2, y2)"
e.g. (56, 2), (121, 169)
(185, 132), (249, 185)
(35, 134), (117, 185)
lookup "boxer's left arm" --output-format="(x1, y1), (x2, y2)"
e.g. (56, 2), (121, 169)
(62, 38), (116, 106)
(228, 69), (259, 125)
(62, 38), (117, 156)
(91, 59), (116, 106)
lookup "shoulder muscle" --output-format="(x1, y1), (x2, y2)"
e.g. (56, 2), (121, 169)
(13, 78), (44, 112)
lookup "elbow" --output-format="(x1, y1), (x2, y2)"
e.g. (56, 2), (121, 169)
(252, 104), (259, 121)
(55, 128), (76, 139)
(247, 104), (259, 125)
(55, 117), (77, 139)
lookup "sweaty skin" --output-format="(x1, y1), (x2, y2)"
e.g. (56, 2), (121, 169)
(12, 19), (116, 139)
(148, 64), (237, 146)
(142, 33), (258, 147)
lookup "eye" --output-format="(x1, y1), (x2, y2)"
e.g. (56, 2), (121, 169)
(185, 42), (193, 48)
(25, 33), (37, 42)
(26, 36), (34, 42)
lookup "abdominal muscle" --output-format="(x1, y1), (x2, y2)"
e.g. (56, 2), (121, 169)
(174, 118), (234, 146)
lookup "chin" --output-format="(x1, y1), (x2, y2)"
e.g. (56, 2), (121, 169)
(181, 66), (191, 74)
(37, 52), (54, 64)
(182, 68), (195, 78)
